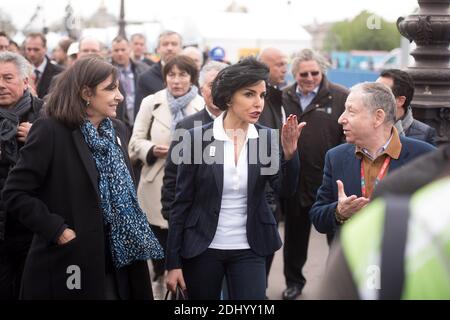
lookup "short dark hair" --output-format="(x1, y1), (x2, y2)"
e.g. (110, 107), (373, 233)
(112, 35), (129, 44)
(380, 69), (415, 110)
(163, 55), (199, 87)
(25, 32), (47, 47)
(212, 57), (269, 111)
(45, 56), (119, 129)
(0, 31), (10, 40)
(58, 38), (74, 53)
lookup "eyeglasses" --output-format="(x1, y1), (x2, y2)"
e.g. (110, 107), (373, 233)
(299, 71), (320, 78)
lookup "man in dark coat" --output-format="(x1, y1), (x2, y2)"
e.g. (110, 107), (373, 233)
(24, 32), (63, 99)
(135, 31), (183, 114)
(377, 69), (437, 146)
(258, 47), (288, 295)
(130, 33), (155, 67)
(111, 36), (150, 129)
(281, 49), (348, 300)
(0, 52), (43, 299)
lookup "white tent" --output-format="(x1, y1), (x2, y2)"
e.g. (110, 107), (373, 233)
(162, 12), (312, 62)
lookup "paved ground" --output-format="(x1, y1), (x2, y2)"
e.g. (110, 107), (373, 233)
(267, 222), (329, 300)
(150, 222), (330, 300)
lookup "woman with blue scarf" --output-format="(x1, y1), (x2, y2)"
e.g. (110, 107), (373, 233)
(129, 55), (204, 285)
(2, 56), (163, 300)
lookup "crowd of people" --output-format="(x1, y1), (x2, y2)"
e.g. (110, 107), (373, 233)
(0, 29), (447, 300)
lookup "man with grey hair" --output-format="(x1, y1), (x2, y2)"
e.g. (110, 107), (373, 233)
(136, 30), (183, 112)
(0, 52), (43, 299)
(281, 48), (349, 300)
(309, 82), (434, 236)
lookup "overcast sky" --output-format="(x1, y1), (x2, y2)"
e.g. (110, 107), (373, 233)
(2, 0), (419, 30)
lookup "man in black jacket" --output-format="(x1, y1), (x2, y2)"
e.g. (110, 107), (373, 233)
(24, 32), (63, 99)
(281, 49), (348, 300)
(0, 52), (43, 299)
(135, 31), (182, 113)
(377, 69), (437, 146)
(111, 36), (150, 129)
(258, 48), (288, 295)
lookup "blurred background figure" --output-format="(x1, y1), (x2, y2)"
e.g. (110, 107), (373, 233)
(208, 46), (229, 64)
(130, 33), (154, 66)
(376, 69), (436, 146)
(51, 37), (74, 68)
(24, 32), (63, 98)
(110, 36), (149, 130)
(136, 30), (183, 110)
(0, 32), (10, 52)
(182, 46), (204, 71)
(77, 36), (103, 59)
(66, 41), (79, 67)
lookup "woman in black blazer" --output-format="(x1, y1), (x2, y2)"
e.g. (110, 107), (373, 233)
(166, 57), (305, 300)
(2, 57), (163, 300)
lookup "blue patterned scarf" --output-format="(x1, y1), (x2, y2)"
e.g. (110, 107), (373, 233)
(80, 118), (164, 268)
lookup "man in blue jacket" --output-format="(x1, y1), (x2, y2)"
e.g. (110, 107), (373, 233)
(309, 82), (435, 237)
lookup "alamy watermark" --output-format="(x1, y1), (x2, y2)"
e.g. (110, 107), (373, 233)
(366, 14), (382, 30)
(169, 121), (281, 175)
(66, 265), (81, 290)
(366, 265), (381, 290)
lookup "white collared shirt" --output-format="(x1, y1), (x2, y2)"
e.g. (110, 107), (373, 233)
(209, 113), (258, 250)
(34, 57), (47, 77)
(361, 133), (394, 161)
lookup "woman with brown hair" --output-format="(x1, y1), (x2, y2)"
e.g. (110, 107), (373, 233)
(2, 56), (163, 300)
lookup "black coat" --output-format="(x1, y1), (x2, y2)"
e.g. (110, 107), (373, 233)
(166, 122), (300, 270)
(36, 57), (64, 99)
(115, 59), (150, 129)
(2, 117), (152, 299)
(405, 119), (437, 146)
(160, 108), (213, 220)
(282, 76), (349, 208)
(0, 94), (43, 241)
(135, 62), (165, 115)
(259, 85), (284, 130)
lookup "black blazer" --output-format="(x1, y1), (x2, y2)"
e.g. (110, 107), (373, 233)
(2, 117), (152, 300)
(161, 108), (213, 220)
(166, 122), (300, 270)
(36, 57), (64, 99)
(135, 62), (164, 115)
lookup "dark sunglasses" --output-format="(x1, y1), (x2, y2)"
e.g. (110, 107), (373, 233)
(299, 71), (320, 78)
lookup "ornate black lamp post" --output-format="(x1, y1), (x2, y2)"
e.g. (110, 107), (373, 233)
(118, 0), (126, 38)
(397, 0), (450, 144)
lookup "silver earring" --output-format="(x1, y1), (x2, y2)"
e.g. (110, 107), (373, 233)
(86, 100), (90, 107)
